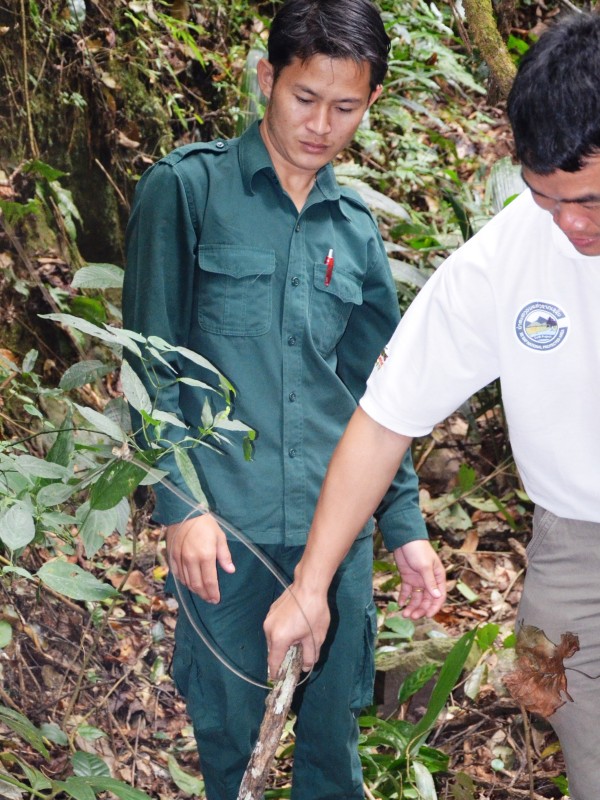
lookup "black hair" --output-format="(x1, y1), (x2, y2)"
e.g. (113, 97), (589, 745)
(268, 0), (390, 92)
(507, 12), (600, 174)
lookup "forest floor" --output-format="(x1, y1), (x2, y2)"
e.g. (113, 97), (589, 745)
(0, 406), (570, 800)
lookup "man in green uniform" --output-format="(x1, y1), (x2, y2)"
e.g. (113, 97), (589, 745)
(123, 1), (445, 797)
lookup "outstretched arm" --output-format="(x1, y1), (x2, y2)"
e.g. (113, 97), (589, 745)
(264, 407), (445, 675)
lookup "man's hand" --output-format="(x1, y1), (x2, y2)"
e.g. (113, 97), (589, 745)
(264, 580), (330, 678)
(395, 539), (446, 619)
(166, 515), (235, 603)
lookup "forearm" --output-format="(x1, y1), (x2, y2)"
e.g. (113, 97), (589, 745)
(294, 406), (412, 594)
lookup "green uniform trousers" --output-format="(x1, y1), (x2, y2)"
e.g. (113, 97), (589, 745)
(170, 536), (376, 800)
(518, 506), (600, 800)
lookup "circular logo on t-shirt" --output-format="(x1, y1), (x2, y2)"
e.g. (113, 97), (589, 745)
(515, 301), (568, 351)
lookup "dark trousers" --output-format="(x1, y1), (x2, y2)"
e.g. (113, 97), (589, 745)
(171, 536), (376, 800)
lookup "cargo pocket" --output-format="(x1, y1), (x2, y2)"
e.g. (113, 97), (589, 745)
(350, 599), (377, 714)
(526, 506), (559, 562)
(310, 267), (363, 356)
(171, 639), (221, 736)
(197, 245), (275, 336)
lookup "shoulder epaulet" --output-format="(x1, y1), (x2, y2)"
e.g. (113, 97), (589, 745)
(160, 139), (231, 167)
(338, 184), (371, 213)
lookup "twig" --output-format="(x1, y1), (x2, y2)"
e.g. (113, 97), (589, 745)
(520, 703), (535, 799)
(237, 645), (303, 800)
(19, 0), (40, 159)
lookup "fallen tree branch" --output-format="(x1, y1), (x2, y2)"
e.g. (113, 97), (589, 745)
(237, 645), (303, 800)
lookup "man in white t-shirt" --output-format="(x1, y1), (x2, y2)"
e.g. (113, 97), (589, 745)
(265, 12), (600, 799)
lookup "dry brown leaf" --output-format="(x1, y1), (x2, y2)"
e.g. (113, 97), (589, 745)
(504, 624), (579, 716)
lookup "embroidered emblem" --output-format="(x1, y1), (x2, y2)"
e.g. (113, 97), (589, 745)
(515, 301), (568, 351)
(375, 345), (389, 369)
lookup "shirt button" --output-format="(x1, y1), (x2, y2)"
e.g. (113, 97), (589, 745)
(291, 276), (300, 287)
(216, 141), (224, 149)
(287, 336), (297, 346)
(288, 448), (297, 458)
(289, 392), (297, 402)
(295, 224), (300, 232)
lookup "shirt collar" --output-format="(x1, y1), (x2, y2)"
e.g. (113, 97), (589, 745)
(239, 120), (342, 204)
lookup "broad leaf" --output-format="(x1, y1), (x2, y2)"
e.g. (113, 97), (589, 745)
(57, 778), (96, 800)
(0, 502), (35, 550)
(173, 446), (208, 507)
(0, 620), (13, 649)
(46, 416), (75, 466)
(60, 360), (112, 390)
(167, 754), (205, 795)
(36, 481), (77, 507)
(73, 403), (127, 443)
(37, 559), (119, 601)
(82, 777), (153, 800)
(14, 455), (71, 480)
(0, 706), (49, 758)
(71, 751), (110, 777)
(412, 761), (438, 800)
(89, 459), (147, 511)
(120, 360), (151, 414)
(71, 263), (125, 290)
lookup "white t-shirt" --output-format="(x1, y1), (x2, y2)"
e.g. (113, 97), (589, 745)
(361, 190), (600, 522)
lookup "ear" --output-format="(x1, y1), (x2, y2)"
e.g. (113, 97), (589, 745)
(367, 84), (383, 108)
(257, 58), (275, 100)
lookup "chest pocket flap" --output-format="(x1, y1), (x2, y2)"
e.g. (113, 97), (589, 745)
(197, 245), (276, 336)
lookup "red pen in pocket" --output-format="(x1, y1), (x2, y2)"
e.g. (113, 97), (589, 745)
(324, 249), (335, 286)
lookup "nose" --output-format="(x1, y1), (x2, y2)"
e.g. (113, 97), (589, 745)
(553, 203), (588, 234)
(307, 105), (332, 136)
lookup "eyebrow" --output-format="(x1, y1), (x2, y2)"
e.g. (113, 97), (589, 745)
(294, 84), (364, 104)
(521, 170), (600, 205)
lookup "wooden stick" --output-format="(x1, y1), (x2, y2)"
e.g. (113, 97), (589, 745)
(237, 645), (304, 800)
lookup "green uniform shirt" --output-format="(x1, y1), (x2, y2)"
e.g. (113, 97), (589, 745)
(123, 121), (427, 550)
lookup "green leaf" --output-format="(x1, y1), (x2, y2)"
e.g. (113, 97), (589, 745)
(72, 263), (125, 290)
(41, 313), (120, 346)
(0, 620), (13, 649)
(89, 459), (147, 510)
(14, 455), (72, 480)
(397, 663), (439, 705)
(152, 409), (187, 429)
(69, 296), (107, 326)
(408, 628), (477, 753)
(82, 778), (153, 800)
(47, 415), (75, 466)
(24, 159), (66, 180)
(0, 502), (35, 550)
(0, 706), (50, 758)
(167, 754), (206, 796)
(36, 481), (77, 507)
(412, 761), (438, 800)
(475, 622), (500, 652)
(173, 446), (208, 507)
(22, 349), (38, 373)
(59, 777), (96, 800)
(120, 360), (151, 414)
(456, 581), (479, 603)
(71, 751), (111, 777)
(60, 360), (112, 390)
(384, 615), (415, 639)
(73, 403), (127, 443)
(76, 724), (107, 741)
(147, 336), (221, 375)
(37, 559), (119, 601)
(40, 722), (69, 746)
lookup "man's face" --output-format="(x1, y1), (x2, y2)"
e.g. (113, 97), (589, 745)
(523, 155), (600, 256)
(257, 55), (381, 181)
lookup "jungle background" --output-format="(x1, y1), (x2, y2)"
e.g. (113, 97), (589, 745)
(0, 0), (597, 798)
